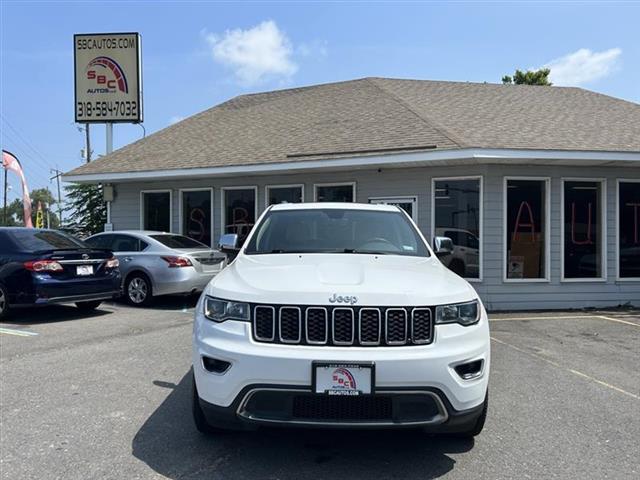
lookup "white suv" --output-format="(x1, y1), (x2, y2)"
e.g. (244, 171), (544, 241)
(192, 203), (490, 436)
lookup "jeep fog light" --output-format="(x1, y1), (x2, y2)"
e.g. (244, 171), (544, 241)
(204, 296), (250, 323)
(435, 300), (480, 326)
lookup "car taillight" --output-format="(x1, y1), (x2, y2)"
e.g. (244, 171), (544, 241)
(24, 260), (63, 272)
(161, 256), (193, 268)
(105, 257), (119, 268)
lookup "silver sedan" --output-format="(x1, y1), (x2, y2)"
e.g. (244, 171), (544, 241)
(85, 231), (226, 306)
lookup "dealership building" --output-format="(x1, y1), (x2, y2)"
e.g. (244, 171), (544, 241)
(64, 78), (640, 310)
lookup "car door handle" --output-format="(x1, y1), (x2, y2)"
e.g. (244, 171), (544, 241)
(123, 257), (133, 262)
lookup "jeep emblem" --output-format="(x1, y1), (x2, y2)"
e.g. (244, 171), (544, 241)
(329, 294), (358, 305)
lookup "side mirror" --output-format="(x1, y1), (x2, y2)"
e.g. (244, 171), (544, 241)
(433, 236), (453, 257)
(218, 233), (239, 254)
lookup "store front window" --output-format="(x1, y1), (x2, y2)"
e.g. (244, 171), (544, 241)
(505, 179), (548, 280)
(563, 180), (604, 279)
(315, 183), (355, 202)
(141, 191), (171, 232)
(223, 188), (256, 245)
(181, 190), (212, 247)
(619, 181), (640, 279)
(433, 178), (481, 279)
(267, 185), (303, 206)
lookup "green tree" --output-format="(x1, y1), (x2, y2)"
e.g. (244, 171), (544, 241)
(1, 187), (60, 228)
(64, 183), (106, 236)
(502, 68), (552, 86)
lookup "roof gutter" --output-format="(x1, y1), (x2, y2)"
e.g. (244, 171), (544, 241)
(62, 148), (640, 184)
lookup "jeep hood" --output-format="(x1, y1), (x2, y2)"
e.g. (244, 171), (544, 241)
(208, 254), (477, 306)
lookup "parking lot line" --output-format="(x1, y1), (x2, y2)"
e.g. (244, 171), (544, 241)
(0, 327), (39, 337)
(490, 315), (640, 328)
(490, 336), (639, 401)
(597, 315), (640, 327)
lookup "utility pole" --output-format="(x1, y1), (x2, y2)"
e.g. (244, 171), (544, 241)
(85, 124), (91, 163)
(50, 168), (64, 226)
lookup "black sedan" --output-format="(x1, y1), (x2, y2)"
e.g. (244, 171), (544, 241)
(0, 228), (121, 319)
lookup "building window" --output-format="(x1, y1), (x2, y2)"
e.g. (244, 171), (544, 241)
(433, 178), (481, 279)
(141, 191), (171, 232)
(222, 187), (257, 245)
(618, 180), (640, 279)
(315, 183), (355, 202)
(267, 185), (303, 206)
(562, 180), (605, 280)
(181, 189), (212, 247)
(504, 178), (548, 281)
(369, 196), (417, 222)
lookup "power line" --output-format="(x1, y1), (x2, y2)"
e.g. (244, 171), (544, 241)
(0, 114), (50, 165)
(0, 129), (53, 177)
(0, 137), (53, 186)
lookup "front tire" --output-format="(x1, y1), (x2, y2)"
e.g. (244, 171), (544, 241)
(0, 284), (10, 320)
(75, 300), (102, 311)
(125, 273), (153, 307)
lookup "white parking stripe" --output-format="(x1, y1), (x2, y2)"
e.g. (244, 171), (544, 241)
(491, 336), (639, 400)
(489, 314), (640, 328)
(0, 327), (39, 337)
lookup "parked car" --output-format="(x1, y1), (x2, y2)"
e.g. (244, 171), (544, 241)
(85, 231), (227, 306)
(192, 203), (489, 436)
(435, 227), (480, 278)
(0, 228), (121, 319)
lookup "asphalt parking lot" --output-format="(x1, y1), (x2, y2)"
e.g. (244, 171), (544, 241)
(1, 299), (638, 480)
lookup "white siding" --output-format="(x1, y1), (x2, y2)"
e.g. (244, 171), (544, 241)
(109, 164), (640, 311)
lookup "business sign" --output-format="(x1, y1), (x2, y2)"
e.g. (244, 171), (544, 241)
(74, 33), (142, 123)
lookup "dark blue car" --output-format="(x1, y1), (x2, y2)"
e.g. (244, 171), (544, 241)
(0, 228), (122, 319)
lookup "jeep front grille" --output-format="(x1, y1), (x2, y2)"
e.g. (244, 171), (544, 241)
(252, 304), (433, 346)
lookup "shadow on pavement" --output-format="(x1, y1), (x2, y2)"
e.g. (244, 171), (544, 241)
(133, 371), (471, 480)
(1, 303), (112, 325)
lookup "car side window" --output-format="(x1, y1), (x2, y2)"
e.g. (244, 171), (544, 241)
(86, 235), (113, 249)
(110, 234), (140, 252)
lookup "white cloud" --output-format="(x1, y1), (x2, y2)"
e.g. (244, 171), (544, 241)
(544, 48), (622, 86)
(204, 20), (298, 86)
(169, 116), (185, 125)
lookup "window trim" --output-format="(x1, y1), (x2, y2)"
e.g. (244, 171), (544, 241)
(502, 176), (551, 283)
(264, 184), (305, 209)
(368, 196), (418, 223)
(221, 186), (259, 238)
(178, 188), (214, 247)
(430, 176), (483, 283)
(560, 178), (607, 283)
(616, 178), (640, 282)
(313, 182), (356, 202)
(139, 189), (172, 233)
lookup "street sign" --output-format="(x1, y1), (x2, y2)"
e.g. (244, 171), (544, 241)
(74, 33), (142, 123)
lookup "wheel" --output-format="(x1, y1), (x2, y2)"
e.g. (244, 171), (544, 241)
(75, 300), (102, 311)
(0, 284), (9, 320)
(125, 273), (153, 307)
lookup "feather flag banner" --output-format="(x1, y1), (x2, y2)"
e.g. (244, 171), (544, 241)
(2, 150), (34, 228)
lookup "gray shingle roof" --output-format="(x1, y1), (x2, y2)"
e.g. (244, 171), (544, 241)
(65, 77), (640, 177)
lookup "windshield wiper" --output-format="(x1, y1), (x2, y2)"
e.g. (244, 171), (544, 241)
(342, 249), (390, 255)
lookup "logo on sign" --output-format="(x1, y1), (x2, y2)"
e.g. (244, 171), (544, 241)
(85, 56), (128, 94)
(331, 368), (357, 390)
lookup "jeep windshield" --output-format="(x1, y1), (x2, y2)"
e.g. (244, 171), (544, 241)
(244, 208), (430, 257)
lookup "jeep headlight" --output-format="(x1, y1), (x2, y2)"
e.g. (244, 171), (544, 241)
(435, 300), (480, 326)
(203, 296), (250, 323)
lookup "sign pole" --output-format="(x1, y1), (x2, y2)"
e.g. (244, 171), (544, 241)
(105, 123), (113, 228)
(3, 168), (7, 226)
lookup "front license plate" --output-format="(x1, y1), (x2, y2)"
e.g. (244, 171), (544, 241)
(313, 362), (374, 395)
(76, 265), (94, 276)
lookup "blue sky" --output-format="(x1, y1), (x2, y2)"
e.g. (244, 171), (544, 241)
(1, 1), (639, 201)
